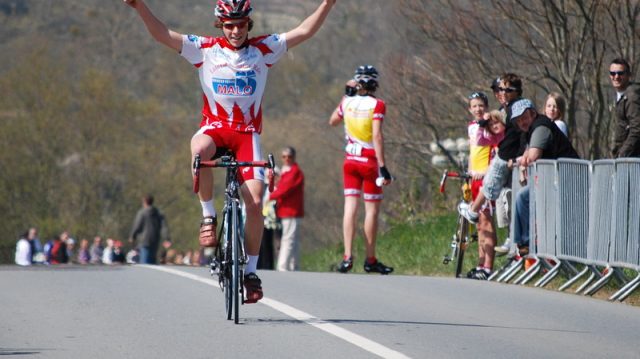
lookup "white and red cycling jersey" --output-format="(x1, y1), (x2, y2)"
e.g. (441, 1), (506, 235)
(181, 33), (288, 133)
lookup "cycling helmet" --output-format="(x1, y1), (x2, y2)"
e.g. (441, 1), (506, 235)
(215, 0), (252, 20)
(354, 65), (379, 91)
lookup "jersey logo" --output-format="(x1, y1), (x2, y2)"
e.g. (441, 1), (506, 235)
(212, 70), (256, 96)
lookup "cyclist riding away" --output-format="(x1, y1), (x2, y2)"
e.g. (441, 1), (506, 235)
(123, 0), (337, 303)
(329, 65), (394, 274)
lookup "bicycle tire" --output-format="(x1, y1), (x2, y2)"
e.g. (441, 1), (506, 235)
(221, 209), (233, 321)
(454, 214), (469, 278)
(231, 200), (241, 324)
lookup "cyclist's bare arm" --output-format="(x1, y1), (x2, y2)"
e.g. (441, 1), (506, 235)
(372, 120), (391, 186)
(329, 106), (342, 126)
(123, 0), (183, 52)
(285, 0), (336, 49)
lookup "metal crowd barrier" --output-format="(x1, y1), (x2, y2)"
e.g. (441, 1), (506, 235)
(492, 158), (640, 301)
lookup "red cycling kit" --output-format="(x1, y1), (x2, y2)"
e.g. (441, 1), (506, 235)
(335, 94), (386, 201)
(180, 33), (287, 183)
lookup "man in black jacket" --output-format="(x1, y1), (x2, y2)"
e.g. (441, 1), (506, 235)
(510, 99), (579, 253)
(610, 58), (640, 158)
(129, 194), (168, 264)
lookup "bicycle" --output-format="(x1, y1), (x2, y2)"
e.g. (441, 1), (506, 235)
(192, 151), (275, 324)
(439, 170), (477, 278)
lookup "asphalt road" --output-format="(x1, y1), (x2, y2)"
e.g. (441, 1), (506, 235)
(1, 264), (639, 358)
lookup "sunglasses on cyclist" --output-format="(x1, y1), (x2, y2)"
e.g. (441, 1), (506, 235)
(222, 20), (249, 30)
(498, 87), (517, 93)
(609, 71), (628, 77)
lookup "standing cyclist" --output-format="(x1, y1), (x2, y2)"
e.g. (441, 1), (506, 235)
(329, 65), (394, 274)
(123, 0), (336, 303)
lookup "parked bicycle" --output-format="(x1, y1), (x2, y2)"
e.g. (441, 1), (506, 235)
(192, 151), (275, 324)
(439, 170), (477, 278)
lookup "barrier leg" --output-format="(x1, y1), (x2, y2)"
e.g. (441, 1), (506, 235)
(559, 266), (590, 292)
(514, 257), (541, 285)
(535, 258), (562, 288)
(584, 265), (614, 296)
(611, 274), (640, 301)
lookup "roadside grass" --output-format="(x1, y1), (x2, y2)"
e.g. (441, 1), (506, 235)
(300, 214), (639, 306)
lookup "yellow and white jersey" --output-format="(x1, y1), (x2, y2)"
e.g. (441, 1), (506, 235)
(338, 95), (386, 151)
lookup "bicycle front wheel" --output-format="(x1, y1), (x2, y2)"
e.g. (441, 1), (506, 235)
(220, 209), (233, 321)
(231, 201), (241, 324)
(454, 214), (469, 278)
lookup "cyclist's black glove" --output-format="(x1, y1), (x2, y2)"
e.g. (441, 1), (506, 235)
(478, 119), (489, 128)
(379, 166), (392, 181)
(345, 85), (357, 97)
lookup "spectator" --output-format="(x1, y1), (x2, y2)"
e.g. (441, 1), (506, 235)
(77, 238), (91, 264)
(465, 92), (505, 280)
(49, 235), (69, 265)
(112, 240), (126, 264)
(259, 167), (281, 270)
(129, 194), (168, 265)
(329, 65), (394, 274)
(126, 248), (139, 264)
(102, 238), (114, 265)
(192, 249), (202, 267)
(509, 98), (579, 254)
(15, 231), (31, 266)
(459, 73), (526, 228)
(27, 227), (44, 264)
(544, 92), (568, 137)
(610, 58), (640, 158)
(158, 239), (172, 265)
(89, 236), (104, 264)
(269, 146), (305, 271)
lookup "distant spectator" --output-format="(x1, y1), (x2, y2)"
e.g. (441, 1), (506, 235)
(544, 92), (568, 137)
(77, 238), (91, 264)
(112, 240), (126, 264)
(129, 194), (168, 265)
(15, 231), (31, 266)
(49, 235), (69, 265)
(158, 239), (172, 265)
(89, 236), (104, 264)
(126, 248), (139, 264)
(102, 238), (114, 265)
(269, 146), (305, 271)
(192, 249), (202, 267)
(610, 58), (640, 158)
(182, 250), (193, 266)
(259, 167), (281, 270)
(27, 227), (44, 264)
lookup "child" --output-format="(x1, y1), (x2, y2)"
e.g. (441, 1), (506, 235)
(465, 92), (499, 280)
(544, 92), (568, 136)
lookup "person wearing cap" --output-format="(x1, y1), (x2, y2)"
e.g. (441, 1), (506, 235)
(122, 0), (336, 303)
(610, 58), (640, 158)
(509, 98), (579, 254)
(459, 74), (525, 231)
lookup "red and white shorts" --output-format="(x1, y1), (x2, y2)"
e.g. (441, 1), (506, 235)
(194, 126), (264, 184)
(343, 155), (383, 202)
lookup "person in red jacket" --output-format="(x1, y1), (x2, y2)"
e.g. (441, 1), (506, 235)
(269, 146), (305, 271)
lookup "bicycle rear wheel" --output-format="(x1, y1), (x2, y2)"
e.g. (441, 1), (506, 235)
(454, 214), (469, 278)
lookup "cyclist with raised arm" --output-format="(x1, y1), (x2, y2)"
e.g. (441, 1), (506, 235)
(329, 65), (394, 274)
(123, 0), (336, 303)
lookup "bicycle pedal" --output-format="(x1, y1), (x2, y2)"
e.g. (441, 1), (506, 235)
(443, 256), (451, 264)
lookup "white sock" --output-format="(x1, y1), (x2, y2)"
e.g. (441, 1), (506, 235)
(200, 200), (216, 218)
(246, 255), (259, 274)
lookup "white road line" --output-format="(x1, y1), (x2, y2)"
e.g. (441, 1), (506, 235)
(138, 265), (411, 359)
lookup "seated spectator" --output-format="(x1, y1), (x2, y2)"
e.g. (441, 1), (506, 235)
(77, 238), (91, 264)
(90, 236), (104, 264)
(126, 248), (139, 264)
(102, 238), (115, 265)
(15, 231), (31, 266)
(49, 235), (69, 265)
(112, 240), (126, 264)
(27, 227), (44, 264)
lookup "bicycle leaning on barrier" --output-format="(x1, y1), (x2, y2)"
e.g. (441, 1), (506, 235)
(192, 151), (275, 324)
(439, 170), (478, 278)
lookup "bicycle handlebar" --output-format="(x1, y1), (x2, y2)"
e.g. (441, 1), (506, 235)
(439, 170), (472, 193)
(192, 154), (276, 194)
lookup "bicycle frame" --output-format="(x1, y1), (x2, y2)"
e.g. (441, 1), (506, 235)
(192, 152), (274, 323)
(439, 170), (476, 278)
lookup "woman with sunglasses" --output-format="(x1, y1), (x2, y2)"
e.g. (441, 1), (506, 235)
(123, 0), (336, 303)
